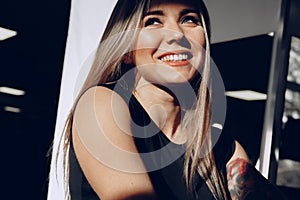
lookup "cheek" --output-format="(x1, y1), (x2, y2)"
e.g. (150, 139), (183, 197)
(133, 30), (162, 65)
(187, 30), (206, 70)
(189, 32), (206, 48)
(134, 30), (161, 52)
(133, 49), (154, 66)
(184, 26), (206, 47)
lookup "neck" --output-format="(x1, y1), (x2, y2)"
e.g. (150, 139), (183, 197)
(133, 78), (186, 143)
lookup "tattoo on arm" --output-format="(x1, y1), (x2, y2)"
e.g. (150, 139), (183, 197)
(226, 158), (285, 200)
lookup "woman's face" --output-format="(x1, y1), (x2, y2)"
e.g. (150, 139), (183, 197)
(133, 0), (206, 85)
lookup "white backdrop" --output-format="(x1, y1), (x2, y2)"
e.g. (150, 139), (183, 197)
(48, 0), (281, 199)
(47, 1), (117, 199)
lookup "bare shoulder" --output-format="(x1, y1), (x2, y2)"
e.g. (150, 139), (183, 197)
(226, 141), (285, 200)
(73, 86), (132, 149)
(72, 85), (156, 199)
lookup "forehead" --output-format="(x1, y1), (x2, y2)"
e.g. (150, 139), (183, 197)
(148, 0), (201, 10)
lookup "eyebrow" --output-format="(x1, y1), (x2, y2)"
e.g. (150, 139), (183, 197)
(180, 8), (200, 17)
(143, 8), (199, 18)
(143, 10), (164, 17)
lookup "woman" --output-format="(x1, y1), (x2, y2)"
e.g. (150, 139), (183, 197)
(59, 0), (285, 199)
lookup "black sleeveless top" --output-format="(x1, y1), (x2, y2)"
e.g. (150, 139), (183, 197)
(69, 82), (235, 200)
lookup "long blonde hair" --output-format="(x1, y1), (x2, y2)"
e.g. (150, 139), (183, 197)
(57, 0), (228, 199)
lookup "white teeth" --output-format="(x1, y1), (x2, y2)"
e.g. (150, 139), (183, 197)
(160, 54), (188, 62)
(174, 55), (178, 61)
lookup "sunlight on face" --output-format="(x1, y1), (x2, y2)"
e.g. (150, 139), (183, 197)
(133, 1), (206, 85)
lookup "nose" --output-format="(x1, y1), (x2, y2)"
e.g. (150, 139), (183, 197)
(164, 23), (191, 48)
(167, 31), (184, 45)
(165, 23), (184, 44)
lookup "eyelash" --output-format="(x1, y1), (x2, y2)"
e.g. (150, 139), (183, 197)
(144, 16), (201, 27)
(181, 16), (201, 25)
(144, 18), (161, 27)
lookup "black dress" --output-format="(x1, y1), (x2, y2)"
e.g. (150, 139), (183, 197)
(69, 83), (235, 200)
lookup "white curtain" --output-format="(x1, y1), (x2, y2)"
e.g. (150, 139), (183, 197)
(47, 1), (117, 199)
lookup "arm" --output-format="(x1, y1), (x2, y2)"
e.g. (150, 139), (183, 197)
(226, 141), (285, 200)
(72, 86), (157, 200)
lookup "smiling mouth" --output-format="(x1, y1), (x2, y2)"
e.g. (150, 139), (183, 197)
(159, 52), (192, 62)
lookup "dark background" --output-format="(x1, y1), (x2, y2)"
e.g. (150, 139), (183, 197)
(0, 0), (71, 199)
(1, 0), (299, 199)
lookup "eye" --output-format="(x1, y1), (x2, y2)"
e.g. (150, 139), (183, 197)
(182, 16), (201, 26)
(144, 17), (162, 27)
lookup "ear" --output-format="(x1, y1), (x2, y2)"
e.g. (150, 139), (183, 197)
(122, 52), (133, 64)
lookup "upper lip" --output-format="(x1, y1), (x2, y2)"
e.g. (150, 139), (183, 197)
(158, 50), (193, 60)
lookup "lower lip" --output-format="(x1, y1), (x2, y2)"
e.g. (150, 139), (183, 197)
(163, 60), (190, 67)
